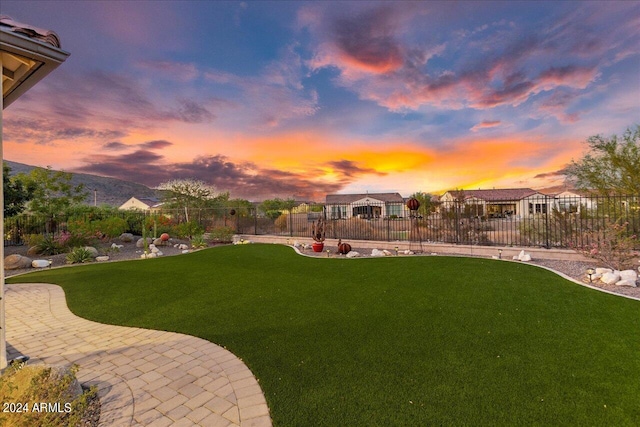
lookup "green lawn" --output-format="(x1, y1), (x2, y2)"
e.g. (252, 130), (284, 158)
(8, 244), (640, 426)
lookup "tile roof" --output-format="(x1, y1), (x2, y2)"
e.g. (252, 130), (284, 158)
(444, 188), (542, 201)
(0, 15), (62, 48)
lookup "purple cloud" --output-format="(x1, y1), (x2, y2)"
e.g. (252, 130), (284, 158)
(73, 152), (344, 200)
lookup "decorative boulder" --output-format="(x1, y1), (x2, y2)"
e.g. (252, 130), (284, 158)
(404, 250), (414, 255)
(4, 254), (33, 270)
(83, 247), (99, 258)
(346, 251), (360, 258)
(383, 250), (392, 256)
(119, 233), (134, 242)
(32, 259), (50, 268)
(26, 246), (41, 256)
(371, 249), (386, 257)
(136, 237), (153, 248)
(615, 279), (636, 287)
(178, 244), (189, 250)
(596, 268), (613, 275)
(182, 250), (190, 254)
(111, 243), (123, 249)
(516, 250), (532, 262)
(96, 256), (110, 262)
(141, 253), (157, 259)
(601, 272), (621, 285)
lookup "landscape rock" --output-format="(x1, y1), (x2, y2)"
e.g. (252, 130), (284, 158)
(596, 268), (613, 275)
(4, 254), (33, 270)
(619, 270), (637, 281)
(119, 233), (134, 242)
(153, 238), (169, 246)
(346, 251), (360, 258)
(111, 243), (123, 249)
(371, 249), (386, 257)
(382, 250), (392, 256)
(516, 250), (532, 262)
(178, 244), (189, 250)
(404, 250), (414, 255)
(141, 253), (157, 259)
(26, 246), (41, 256)
(601, 272), (621, 285)
(83, 247), (99, 258)
(32, 259), (50, 268)
(96, 256), (110, 262)
(136, 238), (153, 248)
(182, 250), (191, 254)
(615, 279), (637, 287)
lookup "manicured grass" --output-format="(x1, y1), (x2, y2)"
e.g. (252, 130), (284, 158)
(8, 245), (640, 426)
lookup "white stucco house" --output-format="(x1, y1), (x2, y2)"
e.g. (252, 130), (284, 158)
(440, 188), (552, 218)
(119, 197), (163, 211)
(325, 192), (408, 219)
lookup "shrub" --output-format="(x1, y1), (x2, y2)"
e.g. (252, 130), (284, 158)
(208, 226), (235, 242)
(174, 220), (204, 239)
(0, 363), (96, 427)
(275, 214), (288, 233)
(66, 247), (95, 264)
(35, 235), (64, 255)
(190, 235), (208, 249)
(573, 221), (639, 270)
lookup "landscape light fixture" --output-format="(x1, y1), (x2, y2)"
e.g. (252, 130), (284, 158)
(586, 268), (595, 283)
(395, 246), (399, 256)
(326, 249), (330, 257)
(48, 259), (52, 269)
(499, 249), (503, 259)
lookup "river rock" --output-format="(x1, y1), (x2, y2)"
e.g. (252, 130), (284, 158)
(615, 279), (637, 287)
(619, 270), (637, 281)
(119, 233), (134, 242)
(83, 247), (99, 258)
(136, 238), (153, 248)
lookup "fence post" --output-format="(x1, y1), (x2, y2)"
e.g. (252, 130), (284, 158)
(253, 207), (257, 235)
(289, 210), (293, 237)
(544, 195), (550, 248)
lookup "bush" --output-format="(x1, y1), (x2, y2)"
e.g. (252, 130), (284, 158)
(174, 220), (204, 239)
(0, 363), (96, 427)
(66, 247), (95, 264)
(190, 235), (208, 249)
(208, 226), (234, 242)
(35, 235), (64, 255)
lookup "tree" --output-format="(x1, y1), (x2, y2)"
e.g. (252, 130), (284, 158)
(157, 179), (220, 221)
(565, 126), (640, 196)
(16, 167), (86, 219)
(3, 163), (33, 217)
(409, 191), (436, 217)
(259, 198), (297, 220)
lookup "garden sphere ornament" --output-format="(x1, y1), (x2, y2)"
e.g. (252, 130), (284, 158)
(406, 197), (421, 212)
(160, 233), (170, 242)
(406, 197), (423, 253)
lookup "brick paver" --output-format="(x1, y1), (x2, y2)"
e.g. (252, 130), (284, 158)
(5, 283), (272, 426)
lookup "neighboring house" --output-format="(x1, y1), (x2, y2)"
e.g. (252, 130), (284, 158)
(325, 193), (408, 219)
(553, 189), (598, 213)
(119, 197), (163, 211)
(440, 188), (552, 218)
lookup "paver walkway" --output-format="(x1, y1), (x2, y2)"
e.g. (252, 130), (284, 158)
(5, 283), (272, 427)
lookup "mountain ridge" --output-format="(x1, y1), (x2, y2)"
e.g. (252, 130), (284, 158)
(4, 160), (159, 207)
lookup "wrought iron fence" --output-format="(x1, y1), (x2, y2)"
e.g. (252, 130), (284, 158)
(4, 195), (639, 249)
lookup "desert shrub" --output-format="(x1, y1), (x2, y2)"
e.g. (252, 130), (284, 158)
(573, 221), (639, 270)
(0, 363), (96, 427)
(23, 233), (44, 248)
(174, 220), (204, 239)
(275, 214), (288, 233)
(96, 217), (127, 238)
(144, 214), (174, 236)
(208, 226), (234, 242)
(190, 235), (208, 249)
(35, 235), (64, 255)
(66, 247), (95, 264)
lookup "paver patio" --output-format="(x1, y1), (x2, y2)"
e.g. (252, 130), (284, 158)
(5, 283), (271, 427)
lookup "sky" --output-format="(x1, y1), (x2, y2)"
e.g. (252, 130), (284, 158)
(2, 1), (639, 201)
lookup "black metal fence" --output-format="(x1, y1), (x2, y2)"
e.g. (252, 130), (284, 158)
(4, 195), (639, 249)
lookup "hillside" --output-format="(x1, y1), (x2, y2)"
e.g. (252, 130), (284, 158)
(4, 160), (159, 207)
